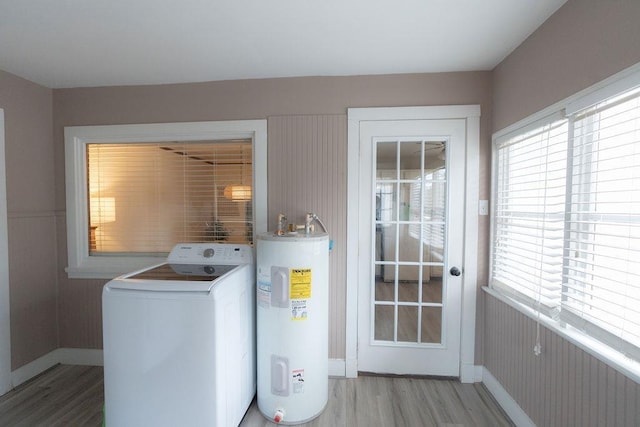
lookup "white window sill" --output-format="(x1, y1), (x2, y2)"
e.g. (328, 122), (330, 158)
(483, 286), (640, 384)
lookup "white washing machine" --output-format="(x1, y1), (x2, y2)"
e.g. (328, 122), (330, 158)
(102, 243), (255, 427)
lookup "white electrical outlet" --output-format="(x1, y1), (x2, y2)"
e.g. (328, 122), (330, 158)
(479, 200), (489, 216)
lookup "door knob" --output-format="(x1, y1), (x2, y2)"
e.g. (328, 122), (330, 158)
(449, 266), (461, 276)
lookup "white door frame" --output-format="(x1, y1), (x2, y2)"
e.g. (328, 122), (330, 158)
(346, 106), (480, 382)
(0, 109), (11, 394)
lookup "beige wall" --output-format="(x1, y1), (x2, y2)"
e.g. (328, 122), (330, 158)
(52, 72), (493, 359)
(487, 0), (640, 424)
(0, 70), (58, 369)
(493, 0), (640, 132)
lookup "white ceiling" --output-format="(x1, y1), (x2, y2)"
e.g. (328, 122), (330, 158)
(0, 0), (567, 89)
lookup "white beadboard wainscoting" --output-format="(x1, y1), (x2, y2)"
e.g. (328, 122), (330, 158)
(268, 115), (348, 360)
(484, 288), (640, 426)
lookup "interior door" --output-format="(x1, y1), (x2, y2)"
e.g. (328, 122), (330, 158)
(357, 119), (465, 376)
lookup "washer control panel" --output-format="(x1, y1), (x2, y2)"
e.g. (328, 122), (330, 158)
(167, 243), (253, 265)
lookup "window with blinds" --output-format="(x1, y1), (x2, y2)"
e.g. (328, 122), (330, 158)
(491, 76), (640, 358)
(562, 87), (640, 357)
(87, 140), (253, 254)
(492, 116), (568, 313)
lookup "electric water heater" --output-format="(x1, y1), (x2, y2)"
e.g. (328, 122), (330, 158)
(256, 231), (329, 424)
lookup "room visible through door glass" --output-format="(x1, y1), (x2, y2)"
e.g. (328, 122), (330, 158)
(373, 140), (446, 345)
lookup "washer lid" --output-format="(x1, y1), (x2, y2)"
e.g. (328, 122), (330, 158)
(106, 263), (243, 292)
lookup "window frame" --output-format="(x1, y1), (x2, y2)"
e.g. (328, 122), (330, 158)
(490, 62), (640, 373)
(64, 120), (267, 279)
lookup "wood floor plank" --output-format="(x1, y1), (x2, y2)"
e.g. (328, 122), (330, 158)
(0, 365), (104, 427)
(0, 365), (514, 426)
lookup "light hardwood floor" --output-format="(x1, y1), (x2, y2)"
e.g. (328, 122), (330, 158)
(0, 365), (514, 426)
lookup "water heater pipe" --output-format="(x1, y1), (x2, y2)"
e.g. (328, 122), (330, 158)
(305, 212), (328, 234)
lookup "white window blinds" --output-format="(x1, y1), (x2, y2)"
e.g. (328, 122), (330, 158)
(562, 87), (640, 357)
(492, 74), (640, 359)
(87, 140), (253, 254)
(408, 168), (445, 266)
(492, 116), (568, 313)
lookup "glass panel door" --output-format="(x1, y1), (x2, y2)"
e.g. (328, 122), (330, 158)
(356, 117), (466, 377)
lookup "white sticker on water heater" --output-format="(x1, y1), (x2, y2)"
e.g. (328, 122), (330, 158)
(257, 281), (271, 308)
(291, 299), (308, 321)
(292, 369), (305, 394)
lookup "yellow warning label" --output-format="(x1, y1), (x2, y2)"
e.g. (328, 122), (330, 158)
(290, 268), (312, 299)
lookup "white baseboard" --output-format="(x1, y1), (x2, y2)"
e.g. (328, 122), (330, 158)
(10, 348), (103, 389)
(329, 358), (345, 377)
(481, 367), (535, 427)
(460, 363), (483, 383)
(345, 357), (358, 378)
(473, 365), (484, 382)
(11, 350), (60, 388)
(57, 348), (104, 366)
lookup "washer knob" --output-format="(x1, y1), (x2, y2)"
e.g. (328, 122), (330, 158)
(203, 248), (215, 258)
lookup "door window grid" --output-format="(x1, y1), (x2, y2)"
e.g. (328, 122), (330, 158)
(373, 139), (446, 346)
